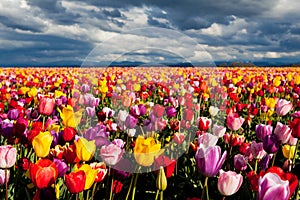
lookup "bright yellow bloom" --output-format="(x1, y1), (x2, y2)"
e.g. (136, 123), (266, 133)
(282, 144), (296, 159)
(273, 77), (281, 87)
(134, 136), (162, 167)
(48, 124), (60, 133)
(265, 98), (276, 109)
(295, 75), (300, 85)
(75, 138), (96, 162)
(19, 86), (30, 95)
(74, 164), (98, 190)
(54, 90), (66, 98)
(32, 131), (53, 158)
(28, 87), (38, 98)
(58, 105), (83, 128)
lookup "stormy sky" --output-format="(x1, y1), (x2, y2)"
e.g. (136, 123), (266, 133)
(1, 0), (300, 66)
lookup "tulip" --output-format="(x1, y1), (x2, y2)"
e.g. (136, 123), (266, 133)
(124, 114), (138, 129)
(251, 141), (267, 160)
(112, 180), (123, 194)
(165, 106), (177, 118)
(289, 117), (300, 138)
(75, 164), (98, 190)
(234, 154), (247, 171)
(75, 137), (96, 162)
(195, 145), (227, 177)
(209, 106), (219, 117)
(62, 127), (76, 142)
(138, 104), (147, 116)
(0, 169), (9, 185)
(282, 144), (296, 159)
(255, 124), (273, 141)
(258, 173), (290, 200)
(0, 145), (17, 168)
(263, 134), (280, 153)
(112, 139), (125, 149)
(226, 113), (244, 131)
(84, 124), (110, 147)
(29, 159), (58, 189)
(276, 99), (293, 116)
(63, 144), (79, 164)
(183, 108), (194, 121)
(154, 155), (176, 178)
(13, 117), (28, 138)
(156, 166), (167, 191)
(198, 117), (212, 132)
(32, 131), (53, 158)
(274, 122), (292, 144)
(134, 136), (162, 167)
(39, 96), (55, 116)
(173, 132), (185, 144)
(86, 107), (96, 117)
(7, 109), (19, 120)
(100, 143), (124, 166)
(90, 162), (107, 182)
(218, 170), (243, 196)
(65, 170), (86, 194)
(198, 132), (219, 149)
(58, 105), (83, 128)
(212, 124), (226, 138)
(152, 104), (165, 118)
(53, 158), (68, 178)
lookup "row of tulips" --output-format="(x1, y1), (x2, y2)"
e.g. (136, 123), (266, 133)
(0, 67), (300, 200)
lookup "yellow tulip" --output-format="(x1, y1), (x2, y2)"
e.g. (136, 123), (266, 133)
(58, 105), (83, 128)
(282, 144), (296, 159)
(75, 138), (96, 162)
(28, 87), (38, 98)
(54, 90), (66, 98)
(134, 136), (162, 167)
(32, 131), (53, 158)
(75, 164), (98, 190)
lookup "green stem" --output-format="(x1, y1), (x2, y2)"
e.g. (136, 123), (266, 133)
(271, 152), (277, 167)
(91, 183), (97, 200)
(131, 173), (139, 200)
(109, 171), (114, 200)
(155, 190), (160, 200)
(292, 139), (300, 168)
(160, 191), (163, 200)
(254, 159), (258, 173)
(42, 115), (46, 130)
(201, 177), (209, 200)
(125, 175), (135, 200)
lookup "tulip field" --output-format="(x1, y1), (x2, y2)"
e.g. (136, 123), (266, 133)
(1, 66), (300, 200)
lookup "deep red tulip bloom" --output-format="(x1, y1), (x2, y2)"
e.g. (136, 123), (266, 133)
(62, 127), (76, 142)
(290, 117), (300, 138)
(29, 159), (58, 189)
(64, 170), (86, 194)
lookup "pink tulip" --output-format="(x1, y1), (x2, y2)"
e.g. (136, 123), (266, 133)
(39, 96), (55, 116)
(212, 125), (226, 138)
(274, 122), (292, 144)
(0, 169), (9, 185)
(258, 172), (289, 200)
(226, 113), (244, 131)
(276, 99), (293, 116)
(100, 143), (124, 166)
(0, 145), (17, 168)
(218, 170), (243, 196)
(250, 141), (266, 160)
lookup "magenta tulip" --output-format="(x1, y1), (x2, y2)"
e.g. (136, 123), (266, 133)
(250, 141), (266, 160)
(0, 145), (17, 168)
(218, 170), (243, 196)
(258, 172), (290, 200)
(234, 154), (247, 171)
(255, 124), (273, 141)
(195, 145), (227, 177)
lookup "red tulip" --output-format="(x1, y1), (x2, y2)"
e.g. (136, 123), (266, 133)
(290, 117), (300, 138)
(62, 127), (76, 142)
(65, 170), (86, 194)
(29, 159), (58, 189)
(152, 104), (165, 118)
(197, 117), (211, 132)
(39, 96), (55, 116)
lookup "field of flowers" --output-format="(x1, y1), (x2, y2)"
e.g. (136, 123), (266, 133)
(0, 66), (300, 200)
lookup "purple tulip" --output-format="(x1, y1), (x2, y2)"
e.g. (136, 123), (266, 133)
(60, 96), (68, 105)
(251, 141), (267, 160)
(259, 154), (271, 170)
(86, 107), (96, 117)
(1, 119), (14, 138)
(256, 124), (273, 141)
(258, 173), (290, 200)
(125, 114), (138, 129)
(195, 145), (227, 177)
(7, 109), (19, 120)
(53, 158), (68, 177)
(138, 104), (147, 116)
(85, 124), (110, 147)
(81, 84), (90, 93)
(130, 105), (141, 117)
(50, 130), (60, 147)
(263, 135), (280, 153)
(165, 106), (177, 118)
(234, 154), (247, 171)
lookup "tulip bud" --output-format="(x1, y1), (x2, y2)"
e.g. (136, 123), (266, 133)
(156, 166), (167, 191)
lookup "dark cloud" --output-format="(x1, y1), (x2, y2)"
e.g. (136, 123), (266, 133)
(0, 16), (45, 32)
